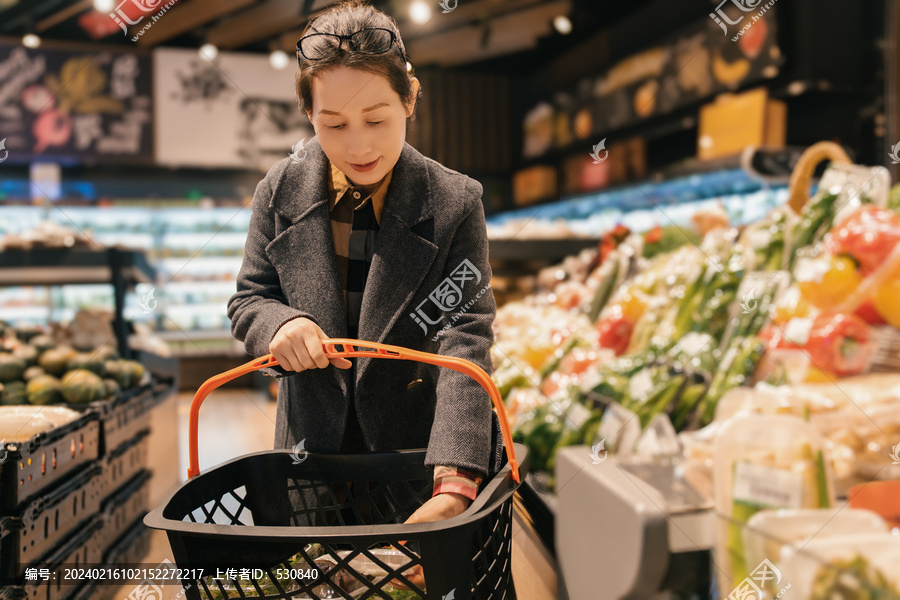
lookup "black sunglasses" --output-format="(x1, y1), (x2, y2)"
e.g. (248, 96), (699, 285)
(296, 27), (407, 64)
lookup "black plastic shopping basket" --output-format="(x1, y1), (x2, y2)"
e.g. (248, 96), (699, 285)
(144, 339), (528, 600)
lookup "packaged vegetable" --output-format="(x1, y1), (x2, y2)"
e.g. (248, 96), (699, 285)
(779, 534), (900, 600)
(714, 414), (835, 597)
(742, 508), (888, 589)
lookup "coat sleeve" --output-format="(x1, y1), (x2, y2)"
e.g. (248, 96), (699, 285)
(227, 170), (317, 378)
(423, 178), (503, 478)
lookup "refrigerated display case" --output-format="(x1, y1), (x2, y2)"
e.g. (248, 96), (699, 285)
(0, 203), (251, 357)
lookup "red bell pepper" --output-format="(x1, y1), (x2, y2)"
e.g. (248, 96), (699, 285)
(807, 313), (872, 377)
(826, 206), (900, 275)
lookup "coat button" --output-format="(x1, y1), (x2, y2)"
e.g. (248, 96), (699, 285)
(352, 191), (361, 199)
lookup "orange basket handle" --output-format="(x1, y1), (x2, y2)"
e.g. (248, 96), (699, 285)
(187, 338), (520, 484)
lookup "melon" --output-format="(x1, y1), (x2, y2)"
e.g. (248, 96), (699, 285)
(0, 353), (26, 383)
(103, 378), (121, 399)
(66, 353), (106, 377)
(60, 369), (107, 404)
(124, 360), (146, 387)
(23, 366), (45, 381)
(30, 335), (57, 353)
(13, 325), (41, 343)
(12, 344), (39, 367)
(26, 375), (62, 406)
(95, 345), (119, 362)
(1, 381), (27, 405)
(39, 347), (76, 377)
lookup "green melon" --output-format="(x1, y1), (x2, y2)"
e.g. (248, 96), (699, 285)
(103, 378), (121, 399)
(104, 360), (127, 389)
(12, 344), (39, 367)
(95, 345), (119, 362)
(60, 369), (107, 404)
(30, 335), (57, 353)
(0, 353), (26, 383)
(66, 353), (106, 377)
(1, 381), (27, 405)
(14, 325), (42, 343)
(23, 365), (45, 381)
(124, 360), (146, 388)
(39, 347), (76, 377)
(26, 375), (62, 405)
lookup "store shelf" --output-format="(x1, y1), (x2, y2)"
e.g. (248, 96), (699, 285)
(0, 248), (155, 286)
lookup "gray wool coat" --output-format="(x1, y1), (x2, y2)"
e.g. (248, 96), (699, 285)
(227, 136), (506, 480)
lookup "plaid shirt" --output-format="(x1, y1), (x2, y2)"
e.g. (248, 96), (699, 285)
(327, 161), (482, 502)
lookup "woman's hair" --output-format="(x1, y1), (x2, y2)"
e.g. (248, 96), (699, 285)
(295, 0), (421, 122)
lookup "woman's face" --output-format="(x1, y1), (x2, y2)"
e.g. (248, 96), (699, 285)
(307, 66), (418, 187)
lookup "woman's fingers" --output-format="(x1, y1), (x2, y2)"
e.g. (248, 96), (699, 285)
(305, 325), (332, 369)
(269, 317), (353, 371)
(329, 357), (353, 369)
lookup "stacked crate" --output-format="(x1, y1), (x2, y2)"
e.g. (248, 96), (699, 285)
(0, 375), (176, 600)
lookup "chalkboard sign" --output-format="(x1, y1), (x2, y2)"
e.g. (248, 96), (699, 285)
(0, 41), (153, 165)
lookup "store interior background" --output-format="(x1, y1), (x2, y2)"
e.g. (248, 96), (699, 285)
(1, 0), (900, 598)
(1, 0), (896, 392)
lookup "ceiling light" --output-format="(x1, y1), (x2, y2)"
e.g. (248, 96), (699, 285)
(269, 50), (289, 70)
(410, 0), (431, 24)
(553, 15), (572, 35)
(199, 43), (218, 61)
(93, 0), (115, 12)
(22, 34), (41, 48)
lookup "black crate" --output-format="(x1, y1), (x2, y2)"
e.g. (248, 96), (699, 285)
(98, 431), (150, 503)
(0, 463), (104, 582)
(0, 413), (101, 513)
(91, 383), (157, 456)
(104, 516), (152, 566)
(0, 515), (103, 600)
(89, 470), (152, 558)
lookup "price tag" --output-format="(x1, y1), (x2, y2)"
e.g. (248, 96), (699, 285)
(732, 461), (804, 509)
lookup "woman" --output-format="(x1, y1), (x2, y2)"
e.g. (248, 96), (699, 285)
(227, 0), (505, 530)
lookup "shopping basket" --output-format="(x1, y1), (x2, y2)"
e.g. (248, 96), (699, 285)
(144, 339), (528, 600)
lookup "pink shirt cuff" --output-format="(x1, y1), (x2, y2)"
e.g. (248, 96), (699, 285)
(432, 465), (484, 502)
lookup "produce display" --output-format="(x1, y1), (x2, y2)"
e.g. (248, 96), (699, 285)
(492, 157), (900, 488)
(0, 321), (146, 407)
(810, 556), (900, 600)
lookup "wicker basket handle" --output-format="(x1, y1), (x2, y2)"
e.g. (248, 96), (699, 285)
(187, 339), (521, 484)
(787, 141), (852, 213)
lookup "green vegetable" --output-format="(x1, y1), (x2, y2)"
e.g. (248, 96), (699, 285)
(791, 192), (838, 267)
(697, 336), (765, 426)
(26, 375), (62, 405)
(642, 226), (700, 260)
(66, 352), (106, 377)
(0, 353), (26, 383)
(810, 555), (900, 600)
(815, 449), (830, 509)
(60, 369), (107, 403)
(587, 258), (620, 323)
(12, 344), (39, 367)
(39, 347), (76, 377)
(1, 381), (26, 405)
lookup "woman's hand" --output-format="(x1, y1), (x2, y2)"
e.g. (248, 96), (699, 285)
(269, 317), (352, 371)
(392, 493), (471, 590)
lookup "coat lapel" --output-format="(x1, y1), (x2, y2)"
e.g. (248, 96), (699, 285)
(269, 137), (346, 340)
(357, 142), (439, 381)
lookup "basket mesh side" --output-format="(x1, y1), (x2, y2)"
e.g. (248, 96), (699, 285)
(471, 501), (514, 600)
(160, 452), (518, 599)
(285, 475), (434, 527)
(183, 485), (255, 526)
